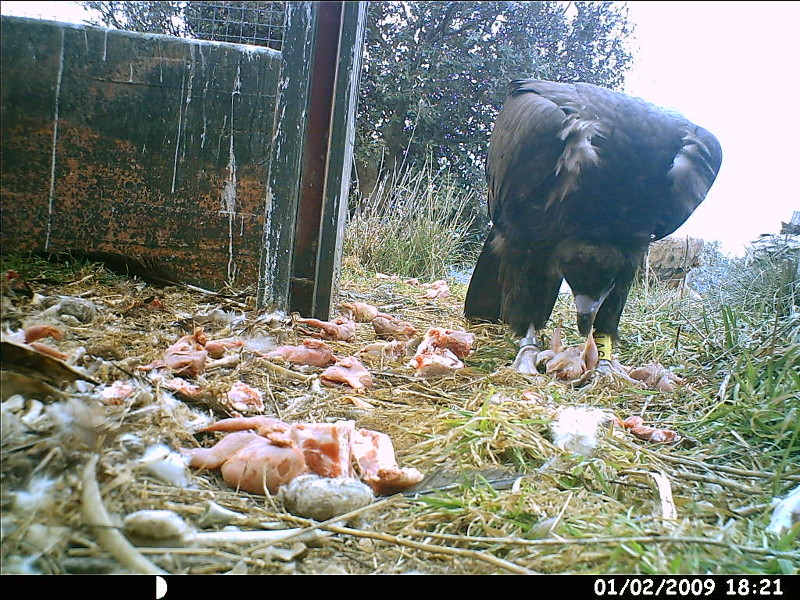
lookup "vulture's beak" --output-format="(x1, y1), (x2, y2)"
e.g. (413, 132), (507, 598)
(574, 283), (614, 336)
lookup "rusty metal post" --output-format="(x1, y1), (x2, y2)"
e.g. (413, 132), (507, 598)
(312, 1), (366, 320)
(258, 3), (316, 312)
(1, 16), (282, 290)
(258, 1), (365, 319)
(288, 1), (343, 317)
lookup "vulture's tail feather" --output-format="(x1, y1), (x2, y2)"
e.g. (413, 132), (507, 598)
(465, 230), (502, 323)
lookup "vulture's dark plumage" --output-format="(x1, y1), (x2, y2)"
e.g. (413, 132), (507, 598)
(465, 79), (722, 374)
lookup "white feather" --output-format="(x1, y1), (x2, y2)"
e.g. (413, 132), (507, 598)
(137, 444), (191, 487)
(550, 406), (612, 457)
(767, 484), (800, 536)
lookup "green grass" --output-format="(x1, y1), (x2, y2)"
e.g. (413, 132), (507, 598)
(1, 252), (124, 286)
(342, 185), (799, 572)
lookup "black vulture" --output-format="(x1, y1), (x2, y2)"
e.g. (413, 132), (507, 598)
(465, 79), (722, 378)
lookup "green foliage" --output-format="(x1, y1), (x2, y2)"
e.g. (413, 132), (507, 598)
(356, 1), (634, 193)
(83, 1), (188, 36)
(0, 253), (123, 285)
(691, 239), (799, 325)
(672, 238), (800, 475)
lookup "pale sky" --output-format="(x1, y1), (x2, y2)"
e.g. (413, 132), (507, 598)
(623, 1), (799, 256)
(3, 1), (798, 256)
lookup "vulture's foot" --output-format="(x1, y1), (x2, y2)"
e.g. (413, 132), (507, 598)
(575, 359), (646, 390)
(512, 344), (541, 375)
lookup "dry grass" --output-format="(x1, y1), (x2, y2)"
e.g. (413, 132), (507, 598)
(344, 166), (482, 280)
(1, 252), (797, 575)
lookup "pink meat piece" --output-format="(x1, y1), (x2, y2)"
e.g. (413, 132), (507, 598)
(23, 324), (65, 343)
(352, 429), (424, 494)
(409, 347), (464, 377)
(538, 327), (598, 381)
(164, 344), (208, 377)
(204, 416), (291, 437)
(163, 328), (209, 377)
(544, 346), (588, 381)
(295, 316), (357, 342)
(372, 314), (418, 341)
(340, 301), (380, 322)
(137, 359), (165, 372)
(10, 324), (69, 359)
(320, 356), (374, 390)
(421, 279), (451, 299)
(204, 417), (356, 478)
(264, 338), (337, 367)
(617, 416), (680, 444)
(290, 420), (356, 478)
(183, 431), (267, 469)
(177, 328), (208, 348)
(183, 431), (306, 495)
(162, 377), (203, 398)
(416, 327), (474, 359)
(226, 381), (265, 413)
(357, 339), (408, 359)
(628, 363), (683, 392)
(218, 437), (307, 495)
(204, 337), (244, 359)
(185, 417), (423, 495)
(99, 380), (137, 405)
(27, 341), (69, 361)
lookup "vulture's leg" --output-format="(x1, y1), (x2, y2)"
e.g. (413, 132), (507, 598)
(580, 266), (645, 388)
(512, 323), (542, 374)
(464, 229), (502, 322)
(502, 250), (562, 374)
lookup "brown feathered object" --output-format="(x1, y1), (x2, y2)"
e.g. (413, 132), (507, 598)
(465, 79), (722, 377)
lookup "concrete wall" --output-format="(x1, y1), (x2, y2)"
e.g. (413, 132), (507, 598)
(1, 15), (281, 290)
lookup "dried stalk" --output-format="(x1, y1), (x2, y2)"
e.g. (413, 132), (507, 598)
(277, 495), (535, 574)
(81, 455), (168, 575)
(260, 360), (314, 383)
(422, 532), (799, 559)
(323, 523), (536, 574)
(648, 450), (800, 481)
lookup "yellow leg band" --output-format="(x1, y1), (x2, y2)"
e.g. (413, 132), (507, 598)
(595, 333), (613, 360)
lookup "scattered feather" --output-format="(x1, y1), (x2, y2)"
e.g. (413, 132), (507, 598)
(137, 444), (191, 487)
(550, 406), (612, 457)
(767, 485), (800, 536)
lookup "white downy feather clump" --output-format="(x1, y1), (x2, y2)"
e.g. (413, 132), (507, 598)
(549, 406), (613, 458)
(767, 485), (800, 536)
(137, 444), (191, 488)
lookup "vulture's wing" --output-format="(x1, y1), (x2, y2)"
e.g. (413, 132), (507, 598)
(489, 80), (722, 243)
(651, 123), (722, 240)
(485, 81), (576, 225)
